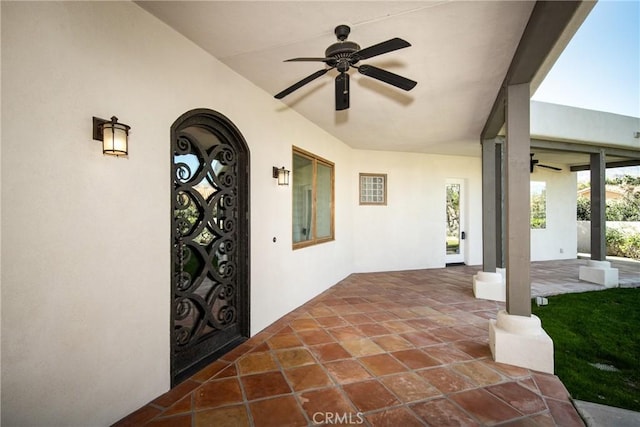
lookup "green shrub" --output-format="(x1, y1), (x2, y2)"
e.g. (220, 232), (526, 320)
(606, 228), (640, 260)
(606, 228), (625, 257)
(531, 217), (546, 229)
(577, 197), (590, 221)
(576, 174), (640, 221)
(622, 233), (640, 260)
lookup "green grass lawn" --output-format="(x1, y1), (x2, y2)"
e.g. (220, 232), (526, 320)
(532, 288), (640, 412)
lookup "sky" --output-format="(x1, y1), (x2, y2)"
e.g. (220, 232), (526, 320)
(532, 0), (640, 118)
(532, 0), (639, 180)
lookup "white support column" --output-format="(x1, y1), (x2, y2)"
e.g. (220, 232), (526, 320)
(489, 83), (553, 374)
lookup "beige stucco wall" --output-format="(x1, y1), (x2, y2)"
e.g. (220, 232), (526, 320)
(0, 3), (3, 424)
(1, 2), (355, 425)
(0, 2), (586, 426)
(1, 2), (490, 425)
(352, 151), (483, 271)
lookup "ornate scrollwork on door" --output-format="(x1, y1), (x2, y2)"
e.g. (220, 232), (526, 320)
(171, 110), (249, 384)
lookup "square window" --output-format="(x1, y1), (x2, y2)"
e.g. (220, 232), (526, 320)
(359, 173), (387, 205)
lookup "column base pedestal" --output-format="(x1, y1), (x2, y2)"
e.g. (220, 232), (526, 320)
(579, 260), (618, 287)
(489, 310), (554, 374)
(473, 270), (505, 302)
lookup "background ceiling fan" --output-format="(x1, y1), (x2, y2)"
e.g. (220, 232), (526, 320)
(274, 25), (417, 111)
(530, 153), (562, 173)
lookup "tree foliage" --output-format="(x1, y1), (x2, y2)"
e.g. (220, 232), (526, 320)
(577, 196), (591, 221)
(576, 174), (640, 221)
(577, 174), (640, 260)
(531, 190), (547, 229)
(446, 185), (460, 236)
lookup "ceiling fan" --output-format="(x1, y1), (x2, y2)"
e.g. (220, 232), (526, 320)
(530, 153), (562, 173)
(274, 25), (417, 111)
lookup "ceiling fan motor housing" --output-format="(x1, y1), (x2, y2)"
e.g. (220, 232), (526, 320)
(326, 25), (361, 67)
(325, 41), (361, 59)
(274, 24), (417, 110)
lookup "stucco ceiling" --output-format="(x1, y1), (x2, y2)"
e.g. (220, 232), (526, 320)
(138, 1), (539, 157)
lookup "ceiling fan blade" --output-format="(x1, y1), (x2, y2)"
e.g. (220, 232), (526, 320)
(274, 68), (330, 99)
(335, 73), (350, 111)
(357, 64), (417, 91)
(538, 164), (562, 171)
(354, 38), (411, 61)
(285, 57), (333, 63)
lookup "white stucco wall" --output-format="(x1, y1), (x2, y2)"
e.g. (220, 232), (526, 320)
(0, 4), (3, 424)
(1, 2), (354, 425)
(352, 151), (483, 272)
(531, 101), (640, 150)
(0, 2), (589, 426)
(529, 167), (578, 261)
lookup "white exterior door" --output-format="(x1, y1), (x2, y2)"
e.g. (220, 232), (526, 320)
(445, 179), (465, 264)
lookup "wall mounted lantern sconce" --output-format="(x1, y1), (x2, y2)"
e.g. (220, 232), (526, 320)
(93, 116), (131, 156)
(273, 166), (290, 186)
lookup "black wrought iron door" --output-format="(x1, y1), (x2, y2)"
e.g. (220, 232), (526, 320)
(171, 109), (249, 385)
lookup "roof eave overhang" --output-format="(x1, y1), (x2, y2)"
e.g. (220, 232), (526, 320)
(481, 0), (596, 141)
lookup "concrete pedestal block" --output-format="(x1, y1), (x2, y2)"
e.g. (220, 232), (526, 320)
(579, 260), (618, 287)
(473, 271), (505, 302)
(489, 310), (554, 374)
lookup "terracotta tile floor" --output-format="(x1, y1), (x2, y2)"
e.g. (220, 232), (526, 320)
(116, 260), (639, 426)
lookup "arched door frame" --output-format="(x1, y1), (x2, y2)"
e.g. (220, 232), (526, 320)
(170, 108), (250, 386)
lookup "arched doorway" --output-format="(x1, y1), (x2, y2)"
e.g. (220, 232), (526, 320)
(171, 109), (250, 385)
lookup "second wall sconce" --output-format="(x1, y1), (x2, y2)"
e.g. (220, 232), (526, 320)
(93, 116), (131, 157)
(273, 166), (290, 186)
